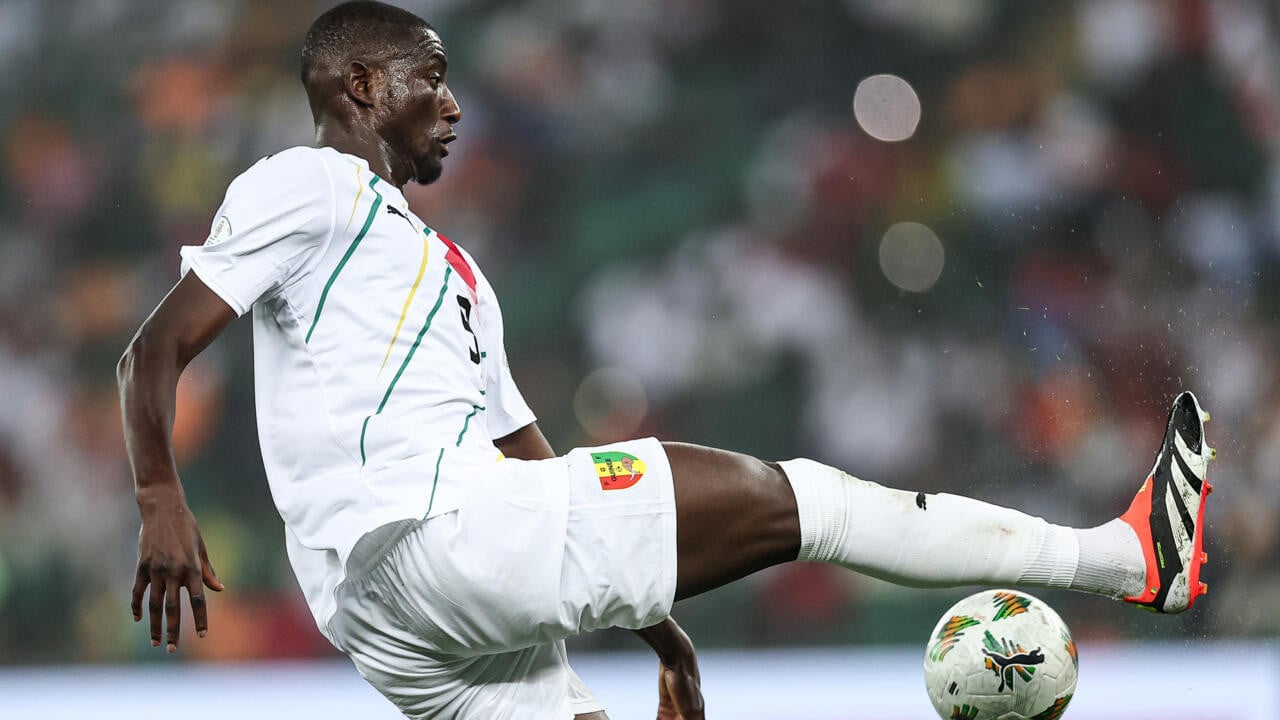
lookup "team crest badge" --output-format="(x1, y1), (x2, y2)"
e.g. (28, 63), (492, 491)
(591, 451), (646, 491)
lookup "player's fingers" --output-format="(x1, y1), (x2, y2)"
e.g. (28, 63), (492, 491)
(131, 565), (149, 621)
(199, 540), (224, 592)
(148, 571), (165, 647)
(164, 577), (182, 652)
(188, 571), (209, 638)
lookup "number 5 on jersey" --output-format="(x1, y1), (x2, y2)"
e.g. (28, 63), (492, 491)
(457, 295), (480, 364)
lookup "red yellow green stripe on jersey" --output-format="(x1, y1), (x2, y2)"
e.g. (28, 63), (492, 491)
(359, 265), (454, 465)
(591, 451), (646, 491)
(437, 233), (477, 303)
(379, 229), (431, 376)
(307, 175), (383, 343)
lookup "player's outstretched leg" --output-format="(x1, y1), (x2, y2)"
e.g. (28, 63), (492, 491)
(666, 391), (1215, 612)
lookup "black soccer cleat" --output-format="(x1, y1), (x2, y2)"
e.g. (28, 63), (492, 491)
(1119, 391), (1215, 613)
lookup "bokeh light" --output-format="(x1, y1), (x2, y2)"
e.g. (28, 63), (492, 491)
(878, 222), (945, 292)
(572, 367), (649, 440)
(852, 74), (921, 142)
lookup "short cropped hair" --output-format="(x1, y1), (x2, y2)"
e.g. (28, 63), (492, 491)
(300, 1), (432, 85)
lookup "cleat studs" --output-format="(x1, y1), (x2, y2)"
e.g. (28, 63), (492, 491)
(1209, 447), (1217, 460)
(1205, 482), (1214, 495)
(1202, 410), (1211, 423)
(1199, 582), (1208, 595)
(1201, 552), (1209, 564)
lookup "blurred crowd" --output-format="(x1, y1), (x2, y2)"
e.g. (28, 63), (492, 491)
(0, 0), (1276, 665)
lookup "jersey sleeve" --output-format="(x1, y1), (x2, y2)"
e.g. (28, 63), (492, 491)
(471, 260), (537, 440)
(179, 147), (335, 315)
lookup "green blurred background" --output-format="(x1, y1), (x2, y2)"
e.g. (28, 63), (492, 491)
(0, 0), (1276, 668)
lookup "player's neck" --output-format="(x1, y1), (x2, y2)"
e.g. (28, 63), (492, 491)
(314, 121), (404, 187)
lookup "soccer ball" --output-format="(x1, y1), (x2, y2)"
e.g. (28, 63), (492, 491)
(922, 589), (1078, 720)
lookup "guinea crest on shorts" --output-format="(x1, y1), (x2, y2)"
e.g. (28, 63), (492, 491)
(591, 451), (646, 491)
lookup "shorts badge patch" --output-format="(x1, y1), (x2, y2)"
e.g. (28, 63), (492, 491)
(591, 451), (646, 491)
(206, 215), (232, 246)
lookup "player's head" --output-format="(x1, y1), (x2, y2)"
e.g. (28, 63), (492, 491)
(301, 0), (460, 185)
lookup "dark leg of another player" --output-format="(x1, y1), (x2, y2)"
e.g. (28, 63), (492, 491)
(664, 442), (802, 599)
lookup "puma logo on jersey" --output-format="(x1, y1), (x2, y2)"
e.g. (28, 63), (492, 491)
(385, 204), (415, 230)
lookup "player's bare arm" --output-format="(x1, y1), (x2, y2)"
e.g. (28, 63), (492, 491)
(497, 424), (705, 720)
(117, 273), (234, 651)
(637, 617), (704, 720)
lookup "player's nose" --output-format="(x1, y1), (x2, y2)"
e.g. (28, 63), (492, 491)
(442, 85), (461, 124)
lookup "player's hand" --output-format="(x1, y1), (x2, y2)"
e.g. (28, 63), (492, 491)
(636, 617), (703, 719)
(657, 657), (703, 720)
(131, 485), (224, 652)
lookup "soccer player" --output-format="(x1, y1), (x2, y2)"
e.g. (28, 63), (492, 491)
(117, 2), (1216, 718)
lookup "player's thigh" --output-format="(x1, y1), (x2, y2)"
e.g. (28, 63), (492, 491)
(664, 442), (802, 599)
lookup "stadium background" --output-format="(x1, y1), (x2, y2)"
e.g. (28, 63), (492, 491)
(0, 0), (1277, 715)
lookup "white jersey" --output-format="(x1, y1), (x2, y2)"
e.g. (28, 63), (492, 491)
(180, 146), (535, 636)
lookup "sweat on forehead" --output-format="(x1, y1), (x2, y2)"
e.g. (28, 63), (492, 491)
(299, 0), (437, 83)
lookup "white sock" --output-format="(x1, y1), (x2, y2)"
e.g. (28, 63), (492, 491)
(1074, 519), (1146, 598)
(780, 458), (1145, 598)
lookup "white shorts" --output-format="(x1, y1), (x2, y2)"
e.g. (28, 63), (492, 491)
(328, 438), (678, 719)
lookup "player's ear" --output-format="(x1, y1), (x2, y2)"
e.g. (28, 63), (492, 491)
(344, 60), (377, 108)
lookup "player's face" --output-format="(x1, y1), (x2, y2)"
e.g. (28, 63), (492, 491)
(381, 28), (460, 185)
